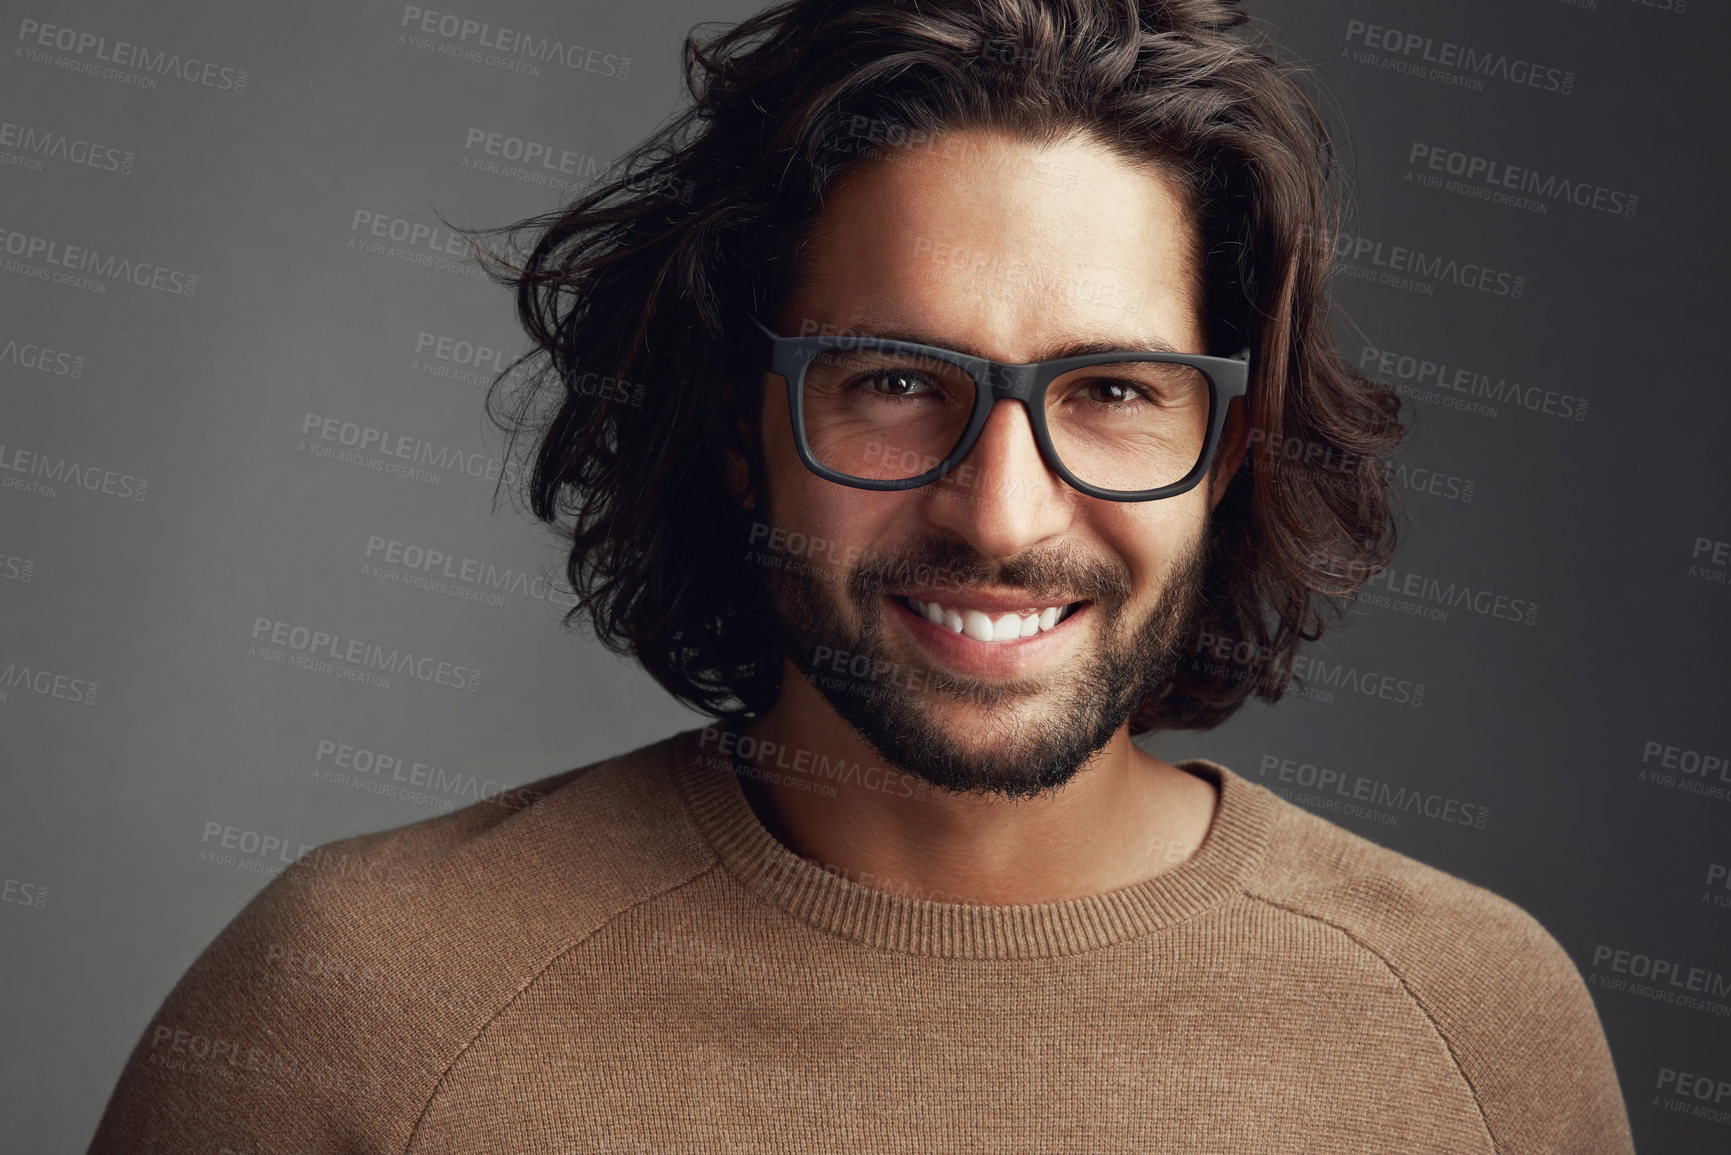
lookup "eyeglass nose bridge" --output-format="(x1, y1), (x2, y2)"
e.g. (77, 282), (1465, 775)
(984, 362), (1038, 402)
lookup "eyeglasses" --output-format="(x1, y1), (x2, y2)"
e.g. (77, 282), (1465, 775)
(748, 317), (1250, 501)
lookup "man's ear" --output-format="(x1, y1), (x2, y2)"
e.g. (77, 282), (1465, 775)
(1207, 395), (1251, 511)
(725, 420), (757, 510)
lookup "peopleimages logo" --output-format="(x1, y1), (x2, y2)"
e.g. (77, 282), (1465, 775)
(247, 617), (482, 693)
(1407, 143), (1637, 219)
(0, 224), (198, 297)
(1325, 230), (1525, 299)
(350, 210), (468, 257)
(461, 127), (605, 192)
(0, 332), (86, 378)
(0, 119), (134, 175)
(1588, 944), (1731, 1015)
(299, 411), (521, 488)
(397, 6), (630, 79)
(347, 210), (488, 284)
(1705, 863), (1731, 911)
(1654, 1067), (1730, 1128)
(412, 329), (513, 385)
(15, 19), (249, 93)
(1620, 0), (1687, 16)
(1359, 345), (1588, 423)
(362, 534), (578, 610)
(0, 440), (148, 502)
(1362, 456), (1475, 504)
(1191, 629), (1427, 708)
(1642, 740), (1729, 782)
(311, 738), (536, 813)
(1690, 536), (1729, 589)
(1255, 754), (1489, 829)
(1353, 564), (1539, 626)
(1341, 18), (1575, 95)
(1636, 738), (1729, 805)
(1, 874), (47, 911)
(0, 659), (98, 706)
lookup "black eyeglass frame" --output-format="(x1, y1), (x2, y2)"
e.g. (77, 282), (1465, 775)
(748, 317), (1251, 502)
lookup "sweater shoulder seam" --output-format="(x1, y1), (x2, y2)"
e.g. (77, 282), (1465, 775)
(1245, 890), (1499, 1153)
(399, 855), (727, 1153)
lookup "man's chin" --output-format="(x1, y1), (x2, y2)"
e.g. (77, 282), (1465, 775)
(809, 671), (1121, 801)
(896, 683), (1069, 738)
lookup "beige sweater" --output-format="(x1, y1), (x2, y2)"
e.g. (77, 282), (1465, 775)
(90, 727), (1635, 1153)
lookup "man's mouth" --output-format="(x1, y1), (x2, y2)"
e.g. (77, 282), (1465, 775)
(892, 594), (1087, 643)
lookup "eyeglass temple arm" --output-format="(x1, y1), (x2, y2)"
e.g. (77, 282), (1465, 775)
(745, 315), (781, 369)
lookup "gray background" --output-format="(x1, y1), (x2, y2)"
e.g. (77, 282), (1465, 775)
(1, 0), (1725, 1151)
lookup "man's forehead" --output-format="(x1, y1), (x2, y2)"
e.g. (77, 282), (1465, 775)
(788, 130), (1205, 353)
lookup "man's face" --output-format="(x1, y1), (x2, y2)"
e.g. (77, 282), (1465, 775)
(752, 128), (1232, 799)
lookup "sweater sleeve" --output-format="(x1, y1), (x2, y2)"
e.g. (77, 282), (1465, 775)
(1244, 788), (1637, 1155)
(85, 832), (451, 1155)
(1406, 895), (1635, 1155)
(1302, 870), (1638, 1155)
(87, 747), (715, 1155)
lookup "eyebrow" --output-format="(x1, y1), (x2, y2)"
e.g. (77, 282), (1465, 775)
(824, 322), (1186, 361)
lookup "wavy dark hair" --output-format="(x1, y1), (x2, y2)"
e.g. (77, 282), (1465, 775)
(473, 0), (1404, 733)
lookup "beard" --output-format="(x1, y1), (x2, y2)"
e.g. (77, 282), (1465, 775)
(765, 521), (1210, 801)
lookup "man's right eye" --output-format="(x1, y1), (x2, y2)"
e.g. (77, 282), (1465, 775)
(860, 370), (934, 397)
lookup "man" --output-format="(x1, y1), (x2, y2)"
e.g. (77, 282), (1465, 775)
(91, 1), (1634, 1151)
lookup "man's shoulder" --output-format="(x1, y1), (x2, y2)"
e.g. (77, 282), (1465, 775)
(263, 727), (716, 964)
(1225, 769), (1562, 976)
(1207, 762), (1633, 1153)
(88, 728), (718, 1152)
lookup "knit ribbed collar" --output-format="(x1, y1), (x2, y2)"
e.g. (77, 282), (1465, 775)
(667, 725), (1276, 960)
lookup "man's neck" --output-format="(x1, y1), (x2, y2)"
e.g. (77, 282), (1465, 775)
(731, 673), (1219, 907)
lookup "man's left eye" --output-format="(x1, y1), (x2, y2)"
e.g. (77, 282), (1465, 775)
(1086, 381), (1142, 403)
(871, 372), (927, 395)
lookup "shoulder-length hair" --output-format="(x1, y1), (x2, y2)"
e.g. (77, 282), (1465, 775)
(475, 0), (1404, 733)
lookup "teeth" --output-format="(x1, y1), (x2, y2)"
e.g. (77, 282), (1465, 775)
(900, 596), (1076, 642)
(963, 610), (995, 641)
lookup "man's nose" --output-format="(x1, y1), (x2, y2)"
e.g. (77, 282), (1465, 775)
(922, 398), (1073, 559)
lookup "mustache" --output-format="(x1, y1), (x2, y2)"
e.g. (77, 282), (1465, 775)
(846, 534), (1133, 608)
